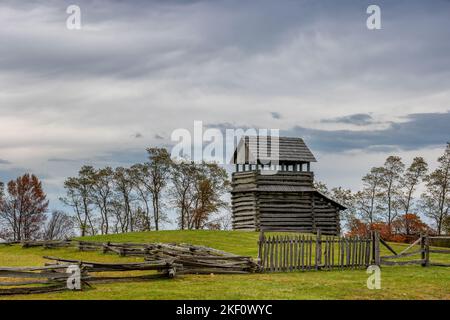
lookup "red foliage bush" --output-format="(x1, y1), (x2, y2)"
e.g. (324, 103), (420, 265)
(346, 214), (433, 243)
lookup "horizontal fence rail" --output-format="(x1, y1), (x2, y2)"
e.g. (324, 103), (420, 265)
(380, 234), (450, 267)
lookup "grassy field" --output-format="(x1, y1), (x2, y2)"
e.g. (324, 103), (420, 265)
(0, 230), (449, 300)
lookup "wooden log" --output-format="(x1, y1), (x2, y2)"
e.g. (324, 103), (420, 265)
(379, 238), (398, 256)
(0, 284), (67, 295)
(0, 270), (72, 280)
(428, 262), (450, 267)
(381, 259), (424, 266)
(428, 249), (450, 254)
(382, 249), (423, 260)
(86, 274), (169, 283)
(0, 279), (64, 286)
(399, 237), (421, 256)
(43, 256), (177, 271)
(0, 265), (69, 272)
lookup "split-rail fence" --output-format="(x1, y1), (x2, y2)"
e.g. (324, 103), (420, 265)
(380, 235), (450, 267)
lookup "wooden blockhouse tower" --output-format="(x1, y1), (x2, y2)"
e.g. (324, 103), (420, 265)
(231, 136), (345, 235)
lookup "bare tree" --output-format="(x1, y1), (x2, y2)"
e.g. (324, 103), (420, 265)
(330, 186), (356, 230)
(213, 209), (233, 230)
(399, 157), (428, 235)
(421, 143), (450, 234)
(113, 167), (135, 232)
(60, 166), (96, 236)
(129, 163), (153, 231)
(313, 181), (329, 195)
(380, 156), (405, 227)
(44, 210), (75, 240)
(171, 161), (229, 230)
(400, 157), (428, 214)
(170, 161), (197, 230)
(146, 148), (172, 230)
(355, 167), (384, 224)
(91, 167), (114, 234)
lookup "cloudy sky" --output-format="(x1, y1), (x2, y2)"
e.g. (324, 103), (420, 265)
(1, 0), (449, 225)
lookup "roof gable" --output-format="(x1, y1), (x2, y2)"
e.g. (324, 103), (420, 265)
(231, 136), (317, 164)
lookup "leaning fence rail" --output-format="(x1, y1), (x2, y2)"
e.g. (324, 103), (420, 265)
(380, 234), (450, 267)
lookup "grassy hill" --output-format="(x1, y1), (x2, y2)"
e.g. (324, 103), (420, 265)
(0, 230), (449, 300)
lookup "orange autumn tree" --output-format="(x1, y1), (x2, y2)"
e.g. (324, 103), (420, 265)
(0, 174), (48, 241)
(347, 214), (432, 242)
(346, 218), (370, 237)
(392, 213), (431, 237)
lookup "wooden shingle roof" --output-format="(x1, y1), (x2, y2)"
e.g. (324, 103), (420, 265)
(231, 136), (317, 164)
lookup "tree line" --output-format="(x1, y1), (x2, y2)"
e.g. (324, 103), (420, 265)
(317, 143), (450, 238)
(1, 143), (448, 241)
(0, 147), (230, 241)
(60, 148), (230, 236)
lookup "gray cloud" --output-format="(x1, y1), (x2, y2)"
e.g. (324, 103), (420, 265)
(92, 149), (149, 165)
(286, 111), (450, 152)
(0, 159), (11, 164)
(0, 166), (50, 182)
(321, 113), (374, 126)
(48, 158), (80, 163)
(208, 111), (450, 154)
(271, 112), (282, 120)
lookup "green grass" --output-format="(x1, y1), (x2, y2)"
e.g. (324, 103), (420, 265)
(0, 230), (449, 300)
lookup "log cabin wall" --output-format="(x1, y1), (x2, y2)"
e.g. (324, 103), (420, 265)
(311, 193), (341, 235)
(231, 171), (341, 235)
(231, 171), (259, 230)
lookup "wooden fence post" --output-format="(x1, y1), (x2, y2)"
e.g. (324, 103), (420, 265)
(370, 231), (374, 264)
(420, 234), (426, 267)
(373, 231), (380, 266)
(424, 235), (430, 267)
(258, 230), (265, 267)
(315, 229), (322, 270)
(420, 234), (430, 267)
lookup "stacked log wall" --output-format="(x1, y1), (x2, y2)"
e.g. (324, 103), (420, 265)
(256, 171), (314, 187)
(231, 172), (259, 230)
(258, 192), (314, 233)
(231, 171), (341, 235)
(311, 193), (341, 235)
